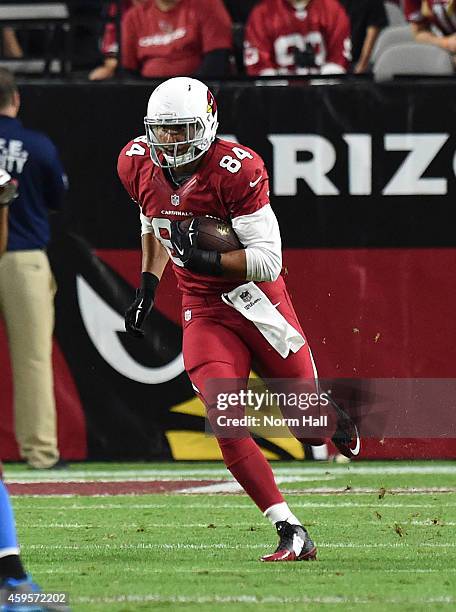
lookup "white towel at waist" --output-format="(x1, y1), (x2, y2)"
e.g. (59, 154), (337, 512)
(221, 281), (305, 359)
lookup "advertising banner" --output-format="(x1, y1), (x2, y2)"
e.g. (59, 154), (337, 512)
(1, 81), (455, 460)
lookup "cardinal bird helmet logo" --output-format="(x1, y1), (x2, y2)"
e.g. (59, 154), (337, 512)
(207, 90), (217, 117)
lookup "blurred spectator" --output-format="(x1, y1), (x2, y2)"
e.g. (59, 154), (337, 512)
(1, 29), (23, 59)
(120, 0), (232, 79)
(341, 0), (387, 73)
(0, 68), (67, 470)
(69, 0), (106, 71)
(244, 0), (351, 75)
(404, 0), (456, 52)
(89, 0), (143, 81)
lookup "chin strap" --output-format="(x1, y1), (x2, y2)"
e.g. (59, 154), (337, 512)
(163, 151), (194, 167)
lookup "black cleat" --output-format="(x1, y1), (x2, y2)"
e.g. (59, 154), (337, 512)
(328, 395), (361, 459)
(261, 521), (317, 562)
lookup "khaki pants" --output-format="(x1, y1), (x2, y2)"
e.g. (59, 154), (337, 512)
(0, 250), (59, 468)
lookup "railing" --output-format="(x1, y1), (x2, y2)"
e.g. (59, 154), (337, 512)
(0, 3), (71, 75)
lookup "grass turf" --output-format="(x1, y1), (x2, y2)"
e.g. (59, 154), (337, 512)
(4, 461), (456, 611)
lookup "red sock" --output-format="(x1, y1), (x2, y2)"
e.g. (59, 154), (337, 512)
(217, 437), (284, 512)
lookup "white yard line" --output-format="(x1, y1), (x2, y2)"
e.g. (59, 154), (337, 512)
(178, 484), (456, 494)
(23, 520), (456, 528)
(73, 594), (455, 605)
(24, 522), (260, 529)
(411, 520), (456, 526)
(180, 482), (243, 493)
(3, 475), (336, 485)
(23, 542), (456, 550)
(6, 478), (227, 483)
(4, 464), (456, 481)
(39, 566), (456, 575)
(282, 487), (456, 495)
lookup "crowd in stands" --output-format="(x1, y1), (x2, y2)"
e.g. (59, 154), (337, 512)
(0, 0), (455, 78)
(403, 0), (456, 53)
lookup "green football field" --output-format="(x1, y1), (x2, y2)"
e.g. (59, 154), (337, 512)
(4, 461), (456, 611)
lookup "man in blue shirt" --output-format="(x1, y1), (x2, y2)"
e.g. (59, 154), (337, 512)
(0, 68), (67, 470)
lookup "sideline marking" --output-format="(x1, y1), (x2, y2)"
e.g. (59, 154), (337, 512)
(8, 482), (456, 497)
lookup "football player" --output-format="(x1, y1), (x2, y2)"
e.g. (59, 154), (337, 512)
(0, 476), (69, 611)
(0, 172), (67, 610)
(119, 77), (360, 561)
(0, 474), (41, 610)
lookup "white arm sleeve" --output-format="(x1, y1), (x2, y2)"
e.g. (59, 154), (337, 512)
(140, 212), (154, 236)
(231, 204), (282, 282)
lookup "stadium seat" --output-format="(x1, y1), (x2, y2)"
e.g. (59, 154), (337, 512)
(384, 1), (406, 26)
(0, 3), (70, 75)
(371, 24), (414, 64)
(373, 42), (454, 81)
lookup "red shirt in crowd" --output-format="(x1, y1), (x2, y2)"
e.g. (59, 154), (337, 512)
(121, 0), (233, 78)
(244, 0), (351, 75)
(404, 0), (456, 34)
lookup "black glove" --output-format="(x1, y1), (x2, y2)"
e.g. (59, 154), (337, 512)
(124, 272), (159, 338)
(170, 218), (223, 276)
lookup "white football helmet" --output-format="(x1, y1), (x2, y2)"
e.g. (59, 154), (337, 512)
(144, 77), (219, 169)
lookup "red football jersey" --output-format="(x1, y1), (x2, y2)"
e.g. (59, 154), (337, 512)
(404, 0), (456, 34)
(118, 137), (273, 295)
(244, 0), (351, 75)
(121, 0), (232, 77)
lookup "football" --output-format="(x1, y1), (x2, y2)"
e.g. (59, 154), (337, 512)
(179, 215), (242, 252)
